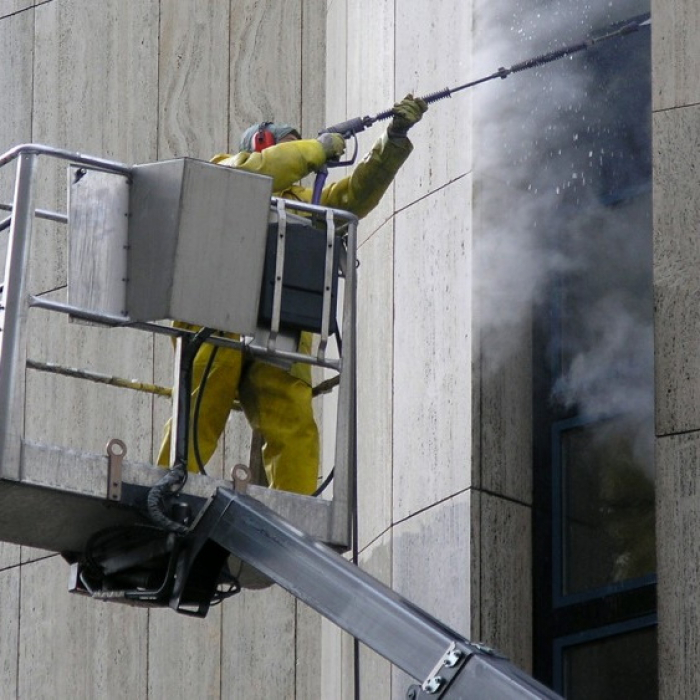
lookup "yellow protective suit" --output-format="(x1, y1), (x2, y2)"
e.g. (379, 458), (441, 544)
(157, 132), (413, 494)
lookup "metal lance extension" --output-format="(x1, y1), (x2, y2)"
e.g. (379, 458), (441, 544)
(313, 13), (649, 202)
(321, 13), (651, 139)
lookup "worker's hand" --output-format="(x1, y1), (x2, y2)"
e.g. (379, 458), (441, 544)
(388, 94), (428, 138)
(317, 132), (346, 160)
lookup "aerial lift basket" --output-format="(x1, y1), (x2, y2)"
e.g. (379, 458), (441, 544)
(0, 144), (357, 554)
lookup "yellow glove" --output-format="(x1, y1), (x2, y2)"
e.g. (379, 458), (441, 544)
(388, 94), (428, 137)
(316, 132), (346, 160)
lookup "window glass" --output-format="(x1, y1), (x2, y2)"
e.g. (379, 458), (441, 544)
(561, 625), (657, 700)
(559, 418), (655, 596)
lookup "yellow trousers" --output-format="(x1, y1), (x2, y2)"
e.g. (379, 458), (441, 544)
(157, 340), (319, 495)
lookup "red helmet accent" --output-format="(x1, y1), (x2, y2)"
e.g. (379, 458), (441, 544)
(253, 122), (276, 152)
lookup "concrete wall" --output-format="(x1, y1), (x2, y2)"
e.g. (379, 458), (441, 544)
(328, 1), (475, 697)
(652, 0), (700, 697)
(325, 1), (534, 698)
(0, 2), (327, 699)
(0, 0), (539, 698)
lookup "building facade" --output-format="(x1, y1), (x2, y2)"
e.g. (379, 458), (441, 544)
(0, 0), (693, 698)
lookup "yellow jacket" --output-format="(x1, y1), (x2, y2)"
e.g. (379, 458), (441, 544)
(212, 131), (413, 219)
(211, 132), (413, 382)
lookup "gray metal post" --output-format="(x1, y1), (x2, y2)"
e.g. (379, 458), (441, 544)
(168, 337), (184, 468)
(0, 152), (37, 479)
(332, 217), (357, 541)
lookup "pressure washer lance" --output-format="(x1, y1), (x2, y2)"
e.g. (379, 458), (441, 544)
(320, 13), (650, 141)
(311, 13), (651, 204)
(311, 13), (649, 203)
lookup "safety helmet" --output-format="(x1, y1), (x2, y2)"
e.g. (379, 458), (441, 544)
(239, 122), (301, 152)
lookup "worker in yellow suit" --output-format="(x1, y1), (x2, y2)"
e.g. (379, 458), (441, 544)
(158, 95), (427, 495)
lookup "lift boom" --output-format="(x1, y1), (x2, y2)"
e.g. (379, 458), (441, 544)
(70, 471), (561, 699)
(175, 484), (561, 699)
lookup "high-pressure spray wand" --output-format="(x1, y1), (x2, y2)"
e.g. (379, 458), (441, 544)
(325, 13), (649, 138)
(312, 12), (650, 202)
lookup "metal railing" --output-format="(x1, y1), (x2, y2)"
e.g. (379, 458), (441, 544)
(0, 144), (357, 550)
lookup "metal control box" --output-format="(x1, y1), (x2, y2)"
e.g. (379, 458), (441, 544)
(69, 158), (273, 334)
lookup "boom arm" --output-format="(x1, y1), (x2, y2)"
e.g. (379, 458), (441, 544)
(171, 485), (562, 700)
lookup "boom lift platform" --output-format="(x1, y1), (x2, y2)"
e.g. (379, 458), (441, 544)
(0, 144), (561, 699)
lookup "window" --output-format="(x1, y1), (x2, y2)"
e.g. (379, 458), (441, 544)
(530, 7), (655, 697)
(554, 417), (655, 603)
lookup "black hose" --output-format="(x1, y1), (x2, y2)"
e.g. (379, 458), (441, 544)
(146, 466), (189, 534)
(192, 341), (220, 475)
(311, 468), (335, 498)
(148, 327), (214, 533)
